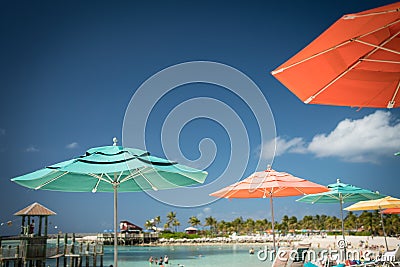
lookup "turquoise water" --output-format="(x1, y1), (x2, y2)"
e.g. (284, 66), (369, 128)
(47, 244), (273, 267)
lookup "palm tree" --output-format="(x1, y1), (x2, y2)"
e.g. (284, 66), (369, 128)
(154, 216), (161, 228)
(204, 216), (218, 236)
(172, 219), (181, 232)
(345, 211), (358, 233)
(288, 216), (298, 231)
(386, 214), (400, 236)
(166, 211), (177, 231)
(217, 220), (228, 235)
(281, 215), (289, 233)
(232, 217), (244, 234)
(255, 219), (268, 233)
(245, 218), (255, 234)
(188, 216), (201, 228)
(145, 220), (154, 230)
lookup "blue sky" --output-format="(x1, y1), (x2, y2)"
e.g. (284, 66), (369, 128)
(1, 0), (399, 235)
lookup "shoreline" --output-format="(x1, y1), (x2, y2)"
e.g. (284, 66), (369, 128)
(77, 234), (400, 251)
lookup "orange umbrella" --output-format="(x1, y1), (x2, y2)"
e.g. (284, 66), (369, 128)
(271, 2), (400, 109)
(209, 167), (328, 250)
(382, 208), (400, 214)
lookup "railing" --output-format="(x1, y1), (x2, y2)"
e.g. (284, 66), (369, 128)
(0, 242), (104, 260)
(0, 245), (20, 259)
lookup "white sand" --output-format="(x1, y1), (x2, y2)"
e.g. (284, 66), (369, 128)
(295, 235), (400, 251)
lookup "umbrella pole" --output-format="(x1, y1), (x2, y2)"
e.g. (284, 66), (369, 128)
(339, 194), (347, 259)
(113, 184), (118, 267)
(269, 196), (276, 252)
(380, 209), (389, 251)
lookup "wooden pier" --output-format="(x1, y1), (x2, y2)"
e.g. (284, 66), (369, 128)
(97, 232), (159, 246)
(0, 234), (104, 267)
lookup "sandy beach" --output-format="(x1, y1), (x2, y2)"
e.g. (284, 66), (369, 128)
(294, 235), (399, 251)
(79, 233), (400, 251)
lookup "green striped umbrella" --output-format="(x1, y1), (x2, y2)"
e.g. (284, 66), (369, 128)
(297, 179), (384, 256)
(12, 138), (208, 267)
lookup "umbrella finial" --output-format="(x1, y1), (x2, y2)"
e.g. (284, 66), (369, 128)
(113, 137), (118, 146)
(337, 178), (341, 183)
(266, 164), (271, 170)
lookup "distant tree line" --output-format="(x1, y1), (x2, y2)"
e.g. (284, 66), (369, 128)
(145, 211), (400, 237)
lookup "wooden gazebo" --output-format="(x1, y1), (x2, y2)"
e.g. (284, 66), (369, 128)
(14, 202), (56, 237)
(13, 202), (56, 266)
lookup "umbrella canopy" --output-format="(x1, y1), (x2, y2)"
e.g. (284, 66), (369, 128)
(12, 140), (208, 267)
(297, 179), (384, 204)
(382, 208), (400, 214)
(297, 179), (384, 255)
(210, 167), (328, 250)
(395, 152), (400, 156)
(271, 2), (400, 109)
(12, 146), (206, 192)
(344, 196), (400, 211)
(345, 196), (400, 251)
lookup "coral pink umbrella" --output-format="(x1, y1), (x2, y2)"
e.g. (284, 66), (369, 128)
(210, 167), (329, 250)
(271, 2), (400, 109)
(382, 208), (400, 214)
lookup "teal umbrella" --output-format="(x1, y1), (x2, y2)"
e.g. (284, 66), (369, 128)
(395, 152), (400, 156)
(12, 138), (208, 267)
(297, 179), (384, 255)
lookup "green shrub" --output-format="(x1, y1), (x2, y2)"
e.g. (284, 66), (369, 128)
(159, 232), (201, 239)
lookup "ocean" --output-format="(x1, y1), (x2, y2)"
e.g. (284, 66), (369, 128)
(46, 244), (273, 267)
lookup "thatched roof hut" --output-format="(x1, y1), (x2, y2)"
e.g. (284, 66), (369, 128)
(14, 202), (56, 236)
(14, 202), (56, 216)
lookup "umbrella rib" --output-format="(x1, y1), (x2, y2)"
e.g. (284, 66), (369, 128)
(360, 58), (400, 64)
(271, 40), (352, 74)
(343, 9), (400, 19)
(119, 167), (157, 188)
(116, 171), (124, 182)
(353, 39), (400, 55)
(311, 194), (325, 204)
(89, 174), (103, 193)
(389, 80), (400, 108)
(325, 194), (341, 201)
(119, 169), (141, 183)
(271, 19), (400, 75)
(137, 168), (159, 191)
(104, 173), (114, 183)
(306, 29), (400, 105)
(304, 62), (360, 103)
(87, 173), (115, 192)
(35, 171), (69, 190)
(87, 173), (112, 183)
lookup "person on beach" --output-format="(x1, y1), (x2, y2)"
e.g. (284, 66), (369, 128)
(159, 256), (164, 266)
(149, 256), (154, 265)
(164, 255), (169, 264)
(29, 220), (35, 235)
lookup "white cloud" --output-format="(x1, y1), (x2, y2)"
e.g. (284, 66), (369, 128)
(261, 111), (400, 163)
(26, 145), (39, 152)
(66, 142), (79, 149)
(307, 111), (400, 163)
(261, 136), (306, 160)
(203, 207), (212, 214)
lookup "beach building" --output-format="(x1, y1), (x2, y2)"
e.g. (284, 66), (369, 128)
(119, 220), (142, 234)
(184, 227), (198, 235)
